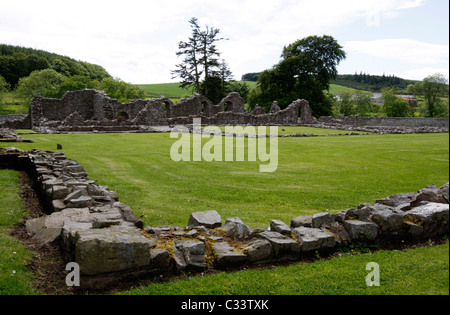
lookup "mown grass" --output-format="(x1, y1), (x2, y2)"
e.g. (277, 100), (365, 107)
(0, 170), (38, 295)
(137, 82), (364, 100)
(7, 131), (449, 228)
(120, 241), (449, 295)
(203, 125), (364, 135)
(1, 131), (448, 295)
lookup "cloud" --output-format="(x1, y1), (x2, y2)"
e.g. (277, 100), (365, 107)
(344, 39), (449, 65)
(0, 0), (444, 83)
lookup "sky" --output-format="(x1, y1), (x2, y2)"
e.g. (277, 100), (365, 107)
(0, 0), (448, 84)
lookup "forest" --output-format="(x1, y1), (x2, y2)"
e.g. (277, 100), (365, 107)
(0, 44), (111, 87)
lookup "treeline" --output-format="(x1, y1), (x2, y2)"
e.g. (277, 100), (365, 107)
(0, 44), (111, 87)
(241, 72), (261, 82)
(331, 73), (418, 92)
(241, 72), (418, 92)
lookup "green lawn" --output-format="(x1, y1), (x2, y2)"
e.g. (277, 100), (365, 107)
(203, 125), (364, 136)
(6, 131), (449, 228)
(1, 130), (449, 295)
(137, 82), (365, 100)
(120, 242), (449, 295)
(0, 170), (37, 295)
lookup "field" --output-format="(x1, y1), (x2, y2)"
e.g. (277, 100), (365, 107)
(0, 129), (449, 294)
(137, 82), (362, 100)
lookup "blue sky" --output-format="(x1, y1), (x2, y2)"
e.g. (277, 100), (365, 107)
(1, 0), (448, 83)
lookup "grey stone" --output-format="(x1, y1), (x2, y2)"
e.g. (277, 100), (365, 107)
(66, 196), (92, 208)
(244, 239), (273, 263)
(188, 210), (222, 228)
(213, 242), (247, 267)
(222, 217), (253, 240)
(256, 231), (300, 258)
(173, 240), (206, 271)
(52, 185), (69, 200)
(404, 202), (449, 238)
(74, 226), (152, 275)
(144, 226), (172, 234)
(438, 183), (449, 203)
(90, 208), (123, 228)
(52, 199), (66, 211)
(410, 188), (448, 208)
(270, 219), (291, 234)
(344, 220), (378, 240)
(290, 215), (313, 228)
(312, 212), (332, 228)
(292, 227), (336, 252)
(369, 208), (404, 233)
(64, 189), (85, 204)
(376, 192), (418, 207)
(149, 249), (171, 270)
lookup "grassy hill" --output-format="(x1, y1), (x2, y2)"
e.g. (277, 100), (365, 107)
(137, 81), (364, 101)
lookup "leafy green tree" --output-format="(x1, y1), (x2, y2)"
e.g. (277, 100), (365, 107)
(55, 75), (98, 97)
(99, 77), (145, 102)
(337, 92), (357, 116)
(227, 81), (250, 101)
(354, 92), (373, 116)
(0, 74), (11, 105)
(382, 89), (411, 117)
(249, 35), (346, 116)
(15, 69), (66, 99)
(408, 73), (449, 117)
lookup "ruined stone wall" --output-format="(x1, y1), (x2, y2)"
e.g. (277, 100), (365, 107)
(26, 89), (306, 132)
(318, 115), (449, 129)
(1, 147), (448, 290)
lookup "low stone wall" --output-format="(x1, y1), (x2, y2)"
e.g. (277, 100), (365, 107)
(317, 115), (449, 134)
(1, 147), (448, 289)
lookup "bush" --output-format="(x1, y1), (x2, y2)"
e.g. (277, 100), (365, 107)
(15, 69), (66, 100)
(382, 89), (411, 117)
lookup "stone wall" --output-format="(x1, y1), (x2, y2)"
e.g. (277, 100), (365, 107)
(317, 115), (449, 133)
(1, 89), (448, 133)
(1, 147), (448, 289)
(26, 90), (307, 132)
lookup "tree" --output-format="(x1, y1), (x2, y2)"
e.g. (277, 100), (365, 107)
(172, 17), (229, 101)
(354, 92), (373, 116)
(382, 88), (411, 117)
(55, 75), (98, 98)
(337, 92), (357, 116)
(249, 35), (346, 116)
(99, 77), (145, 102)
(15, 69), (66, 99)
(0, 74), (10, 105)
(408, 73), (449, 117)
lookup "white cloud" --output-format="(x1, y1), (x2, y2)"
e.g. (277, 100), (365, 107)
(344, 39), (449, 65)
(0, 0), (446, 83)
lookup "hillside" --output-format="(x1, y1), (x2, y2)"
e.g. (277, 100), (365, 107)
(0, 44), (111, 87)
(137, 81), (359, 100)
(330, 74), (418, 92)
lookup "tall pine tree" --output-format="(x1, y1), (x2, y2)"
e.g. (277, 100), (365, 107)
(172, 17), (230, 101)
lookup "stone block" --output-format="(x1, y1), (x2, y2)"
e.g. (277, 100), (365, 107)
(222, 217), (253, 240)
(74, 226), (152, 275)
(404, 202), (449, 238)
(270, 219), (291, 234)
(344, 220), (378, 240)
(187, 210), (222, 228)
(256, 231), (300, 258)
(173, 240), (206, 271)
(244, 239), (273, 263)
(213, 242), (247, 267)
(292, 227), (336, 252)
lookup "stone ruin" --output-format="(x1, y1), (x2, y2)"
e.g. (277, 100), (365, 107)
(0, 146), (448, 290)
(26, 89), (314, 133)
(1, 88), (448, 134)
